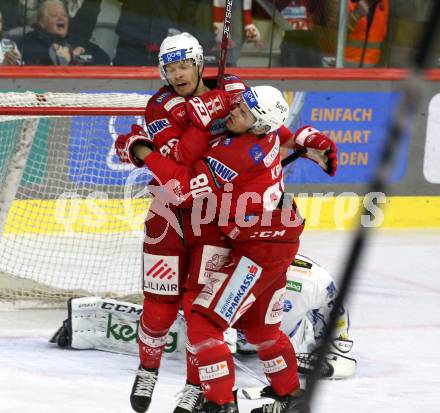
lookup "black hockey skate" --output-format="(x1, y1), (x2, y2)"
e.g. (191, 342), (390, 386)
(173, 381), (203, 413)
(250, 386), (310, 413)
(198, 400), (239, 413)
(130, 364), (158, 412)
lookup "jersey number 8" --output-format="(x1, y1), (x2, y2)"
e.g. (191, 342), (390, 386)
(190, 174), (213, 198)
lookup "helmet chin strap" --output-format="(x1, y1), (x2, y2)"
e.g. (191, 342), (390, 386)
(249, 125), (269, 136)
(190, 64), (204, 96)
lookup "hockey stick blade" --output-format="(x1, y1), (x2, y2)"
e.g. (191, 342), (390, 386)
(233, 355), (268, 386)
(241, 386), (264, 400)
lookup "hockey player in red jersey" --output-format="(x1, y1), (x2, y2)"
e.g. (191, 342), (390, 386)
(122, 85), (338, 413)
(116, 32), (247, 413)
(116, 32), (337, 413)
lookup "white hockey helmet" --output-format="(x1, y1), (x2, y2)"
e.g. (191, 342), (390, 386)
(242, 86), (289, 133)
(158, 32), (204, 80)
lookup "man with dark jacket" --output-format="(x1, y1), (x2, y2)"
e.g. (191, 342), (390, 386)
(20, 0), (109, 66)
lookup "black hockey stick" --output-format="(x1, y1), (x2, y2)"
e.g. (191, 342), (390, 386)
(304, 1), (440, 407)
(281, 147), (307, 167)
(217, 0), (234, 89)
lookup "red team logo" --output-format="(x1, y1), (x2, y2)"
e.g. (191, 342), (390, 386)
(145, 259), (176, 280)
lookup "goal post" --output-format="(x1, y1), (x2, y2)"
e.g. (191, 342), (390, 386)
(0, 91), (152, 305)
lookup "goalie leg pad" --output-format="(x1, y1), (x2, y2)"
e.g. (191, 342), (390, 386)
(49, 296), (188, 360)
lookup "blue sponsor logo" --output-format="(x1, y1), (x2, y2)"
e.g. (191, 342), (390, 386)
(326, 281), (337, 299)
(161, 49), (186, 64)
(249, 144), (265, 163)
(243, 88), (257, 109)
(206, 156), (238, 182)
(311, 309), (325, 326)
(215, 258), (262, 323)
(147, 118), (171, 136)
(283, 299), (293, 312)
(221, 137), (233, 146)
(224, 75), (240, 81)
(156, 91), (172, 103)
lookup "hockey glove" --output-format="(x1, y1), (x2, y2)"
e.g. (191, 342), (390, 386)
(115, 124), (153, 167)
(186, 89), (231, 131)
(294, 125), (338, 176)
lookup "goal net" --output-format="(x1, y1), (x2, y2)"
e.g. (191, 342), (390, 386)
(0, 91), (152, 305)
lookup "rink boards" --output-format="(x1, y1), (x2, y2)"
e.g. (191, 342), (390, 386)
(3, 195), (440, 235)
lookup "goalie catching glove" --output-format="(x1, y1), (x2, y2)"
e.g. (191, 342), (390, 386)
(296, 338), (357, 379)
(294, 125), (338, 176)
(115, 124), (153, 167)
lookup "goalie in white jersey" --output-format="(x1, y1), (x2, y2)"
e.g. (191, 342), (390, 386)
(236, 253), (357, 380)
(51, 254), (356, 381)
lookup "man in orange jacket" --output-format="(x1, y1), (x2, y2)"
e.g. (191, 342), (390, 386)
(344, 0), (389, 67)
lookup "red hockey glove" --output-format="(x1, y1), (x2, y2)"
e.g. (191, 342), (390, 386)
(186, 89), (230, 131)
(115, 124), (153, 167)
(294, 125), (338, 176)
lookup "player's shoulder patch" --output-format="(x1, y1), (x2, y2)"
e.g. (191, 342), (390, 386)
(206, 156), (238, 186)
(249, 144), (266, 164)
(164, 96), (186, 112)
(292, 258), (313, 269)
(223, 74), (245, 93)
(223, 74), (240, 81)
(224, 82), (246, 93)
(155, 90), (173, 103)
(147, 118), (171, 136)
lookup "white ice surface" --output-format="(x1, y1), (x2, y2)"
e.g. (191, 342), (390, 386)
(1, 229), (440, 413)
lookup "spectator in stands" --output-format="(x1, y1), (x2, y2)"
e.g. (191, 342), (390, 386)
(0, 9), (22, 65)
(66, 0), (102, 42)
(20, 0), (110, 65)
(251, 0), (326, 67)
(63, 0), (122, 63)
(343, 0), (389, 67)
(278, 0), (325, 67)
(113, 0), (217, 66)
(212, 0), (262, 66)
(1, 0), (39, 41)
(324, 0), (389, 67)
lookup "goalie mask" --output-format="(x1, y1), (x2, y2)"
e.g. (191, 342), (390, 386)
(158, 32), (204, 81)
(242, 86), (289, 133)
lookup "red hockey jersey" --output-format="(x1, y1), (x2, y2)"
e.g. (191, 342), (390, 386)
(144, 130), (285, 225)
(145, 75), (246, 160)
